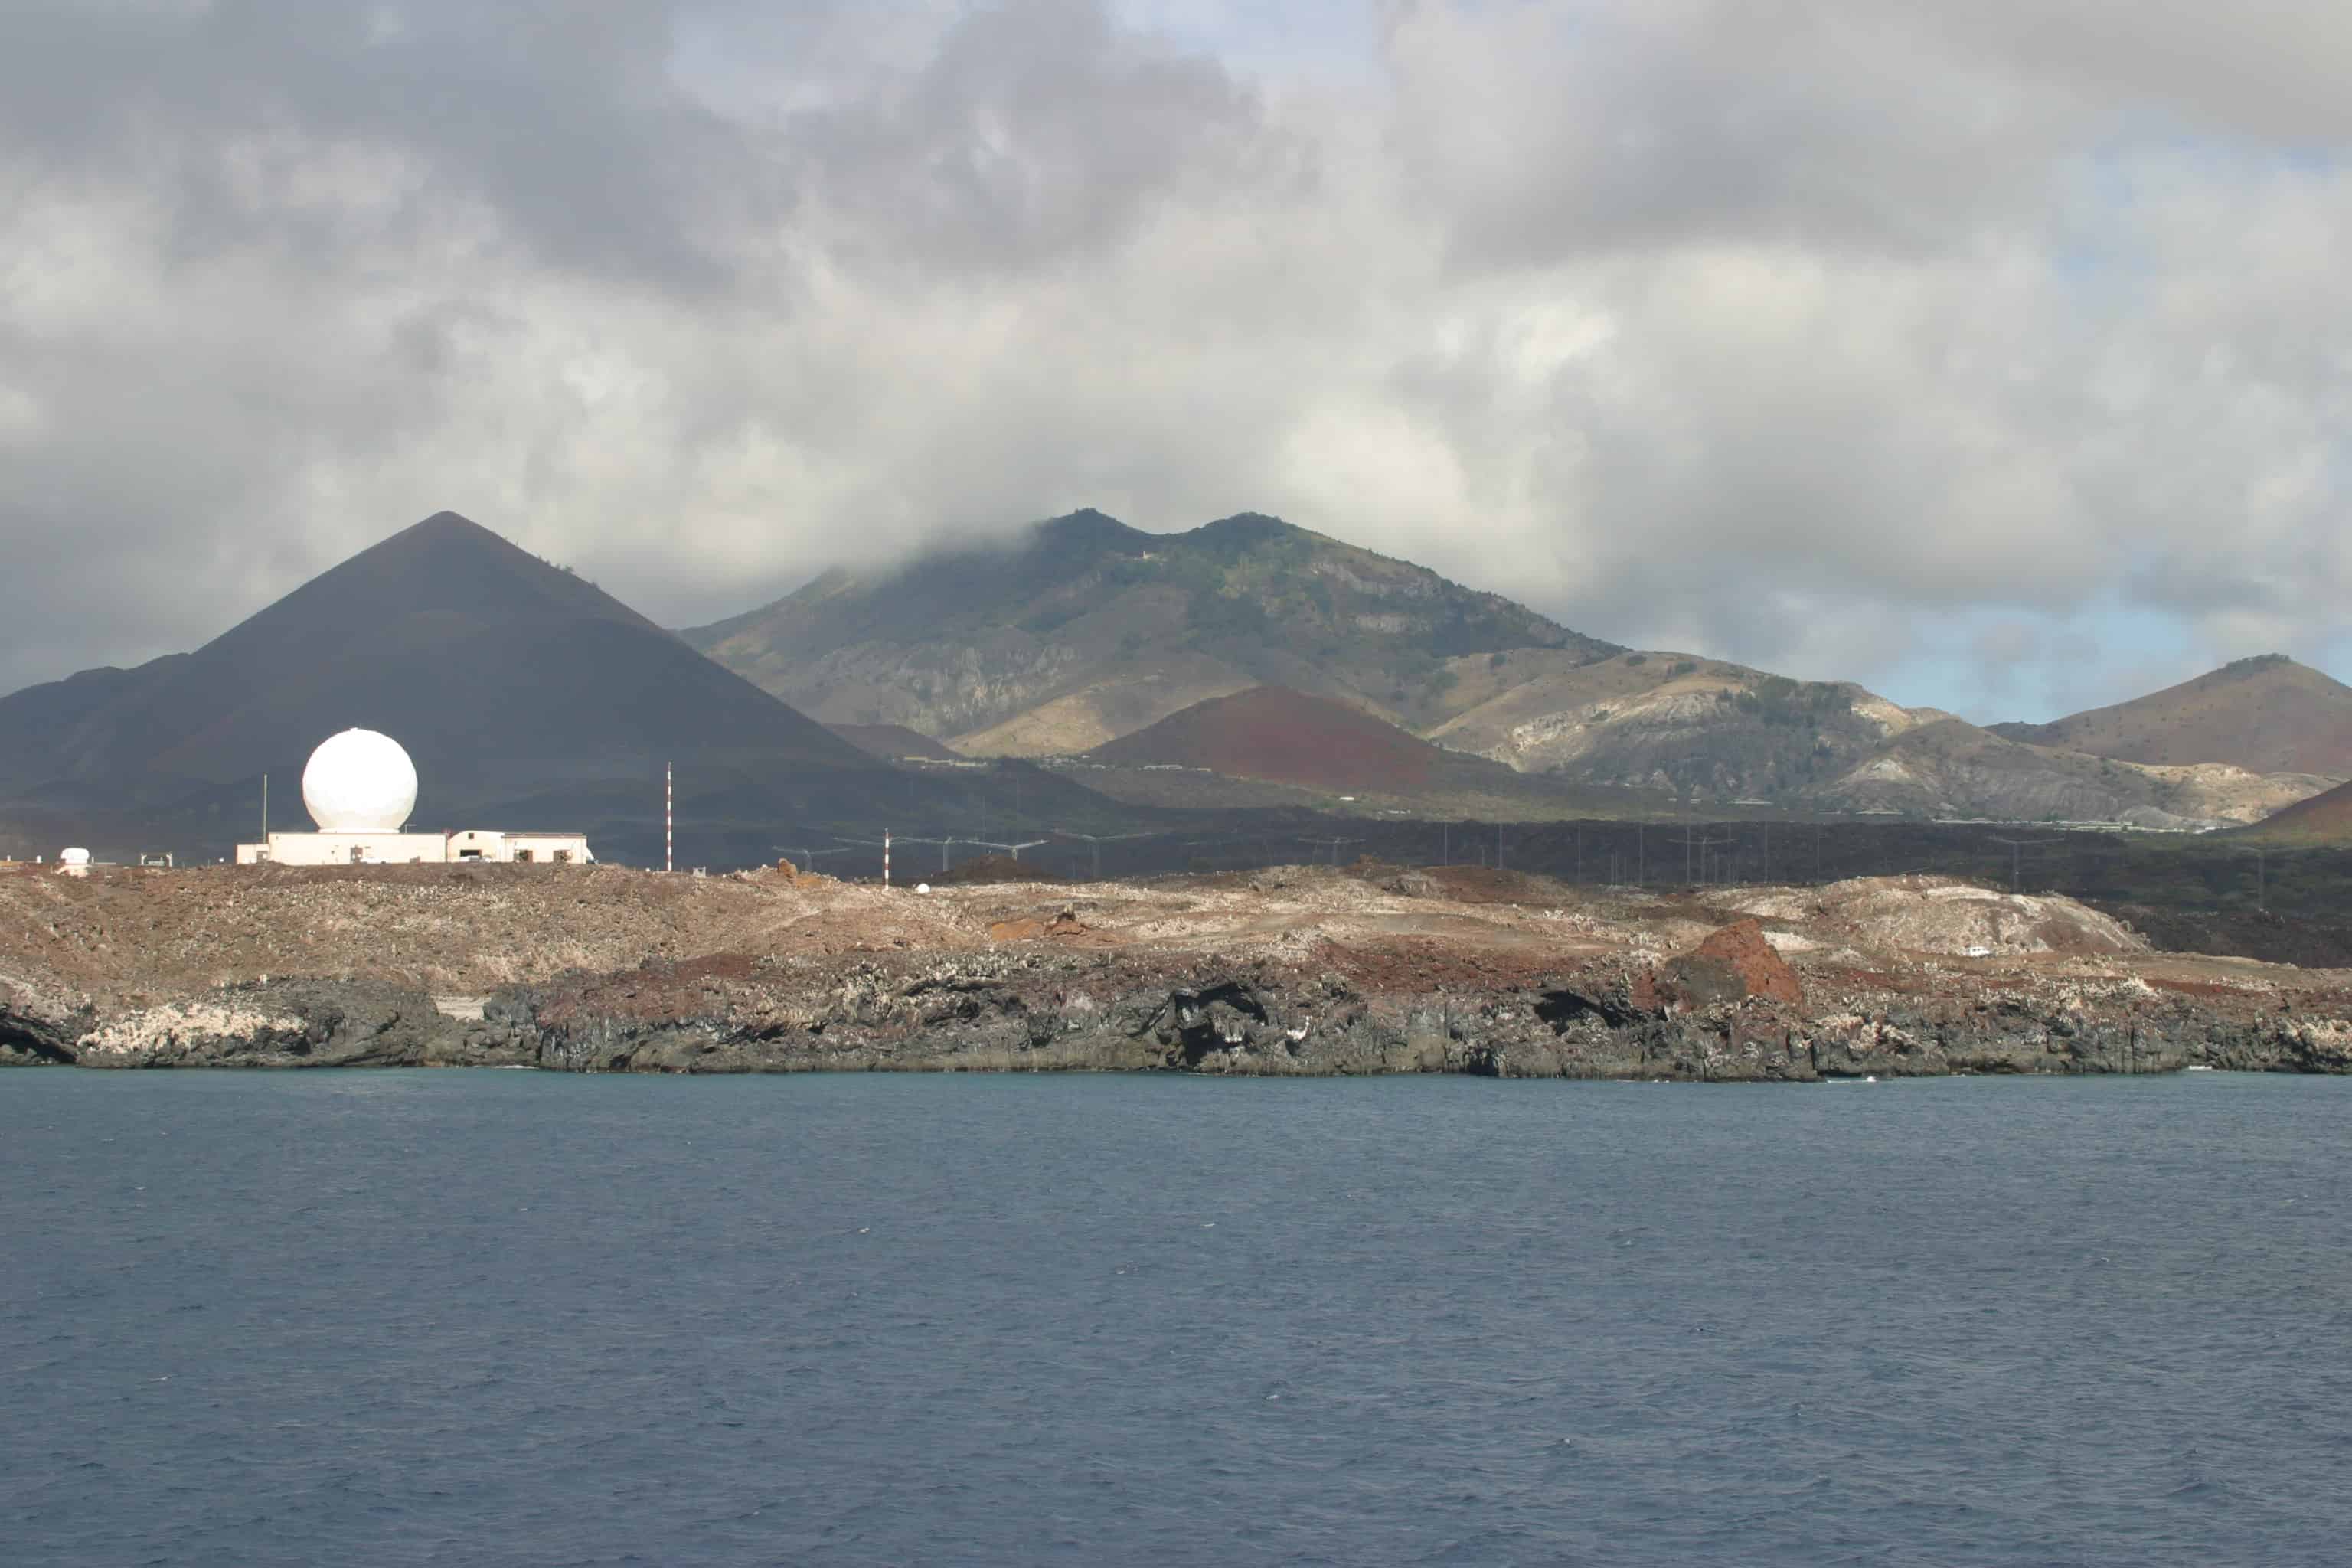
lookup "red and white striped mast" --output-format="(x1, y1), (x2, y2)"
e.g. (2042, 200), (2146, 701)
(665, 762), (673, 874)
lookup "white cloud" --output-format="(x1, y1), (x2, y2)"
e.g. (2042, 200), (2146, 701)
(1, 0), (2348, 719)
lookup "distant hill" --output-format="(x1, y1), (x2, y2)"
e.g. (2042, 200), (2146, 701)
(1814, 718), (2332, 826)
(1989, 656), (2352, 776)
(1423, 647), (2332, 825)
(1092, 685), (1498, 795)
(825, 724), (966, 763)
(2243, 778), (2352, 844)
(683, 510), (1617, 756)
(680, 513), (2348, 827)
(1426, 649), (1929, 801)
(0, 512), (1123, 864)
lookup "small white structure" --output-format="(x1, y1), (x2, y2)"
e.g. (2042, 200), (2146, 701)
(445, 829), (592, 864)
(59, 846), (91, 879)
(236, 730), (593, 867)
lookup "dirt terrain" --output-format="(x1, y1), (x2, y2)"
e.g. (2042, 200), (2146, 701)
(3, 859), (2346, 1078)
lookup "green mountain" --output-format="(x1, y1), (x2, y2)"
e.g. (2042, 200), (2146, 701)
(682, 510), (1616, 754)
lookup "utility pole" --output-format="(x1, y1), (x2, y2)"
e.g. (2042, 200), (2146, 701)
(1987, 835), (2056, 895)
(1050, 829), (1152, 880)
(261, 773), (269, 844)
(665, 763), (673, 874)
(1301, 835), (1363, 867)
(829, 833), (897, 885)
(1674, 829), (1730, 887)
(969, 838), (1048, 864)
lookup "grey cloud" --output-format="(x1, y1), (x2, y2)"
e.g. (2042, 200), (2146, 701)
(2, 0), (2350, 721)
(1387, 3), (2082, 266)
(777, 0), (1291, 272)
(0, 0), (772, 288)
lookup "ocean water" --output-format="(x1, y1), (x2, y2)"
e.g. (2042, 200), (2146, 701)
(5, 1070), (2351, 1567)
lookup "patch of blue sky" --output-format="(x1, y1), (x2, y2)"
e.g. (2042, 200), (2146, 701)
(1867, 596), (2216, 727)
(1112, 0), (1381, 83)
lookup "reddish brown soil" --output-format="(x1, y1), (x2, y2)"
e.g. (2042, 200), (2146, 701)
(1688, 919), (1805, 1004)
(1416, 865), (1563, 904)
(2249, 778), (2352, 844)
(1093, 685), (1448, 795)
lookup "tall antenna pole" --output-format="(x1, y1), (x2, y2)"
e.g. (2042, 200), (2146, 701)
(1988, 835), (2056, 895)
(884, 830), (892, 888)
(261, 773), (269, 844)
(665, 763), (673, 874)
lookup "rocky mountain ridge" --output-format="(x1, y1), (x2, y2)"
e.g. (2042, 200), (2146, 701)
(685, 510), (2342, 826)
(682, 510), (1614, 754)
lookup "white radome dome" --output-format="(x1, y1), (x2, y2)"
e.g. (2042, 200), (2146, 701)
(302, 729), (418, 831)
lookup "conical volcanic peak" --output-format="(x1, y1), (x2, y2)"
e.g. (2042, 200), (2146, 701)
(0, 510), (874, 812)
(195, 510), (668, 665)
(1991, 655), (2352, 776)
(1093, 685), (1456, 794)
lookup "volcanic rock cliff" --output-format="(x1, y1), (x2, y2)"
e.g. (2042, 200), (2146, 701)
(5, 861), (2345, 1080)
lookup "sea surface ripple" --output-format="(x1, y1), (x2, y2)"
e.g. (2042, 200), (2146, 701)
(6, 1070), (2351, 1566)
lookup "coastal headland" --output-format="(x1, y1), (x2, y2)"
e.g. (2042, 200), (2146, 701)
(2, 860), (2346, 1079)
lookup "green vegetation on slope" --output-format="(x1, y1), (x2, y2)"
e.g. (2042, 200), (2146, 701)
(681, 510), (1619, 752)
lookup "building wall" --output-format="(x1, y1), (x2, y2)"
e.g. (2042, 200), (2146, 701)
(236, 832), (450, 865)
(446, 831), (592, 864)
(445, 830), (504, 861)
(499, 833), (593, 864)
(236, 831), (595, 865)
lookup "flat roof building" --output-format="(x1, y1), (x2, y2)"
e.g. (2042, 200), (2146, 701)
(235, 730), (593, 867)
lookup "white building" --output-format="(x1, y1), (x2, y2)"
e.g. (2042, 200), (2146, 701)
(444, 828), (592, 864)
(235, 730), (593, 867)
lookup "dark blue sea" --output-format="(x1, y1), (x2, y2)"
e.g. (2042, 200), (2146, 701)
(6, 1070), (2351, 1566)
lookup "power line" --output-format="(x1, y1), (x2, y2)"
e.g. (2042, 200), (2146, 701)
(1986, 835), (2059, 894)
(1300, 835), (1364, 867)
(1049, 828), (1155, 880)
(965, 838), (1049, 863)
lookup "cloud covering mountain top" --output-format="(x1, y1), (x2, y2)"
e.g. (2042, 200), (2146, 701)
(5, 0), (2348, 718)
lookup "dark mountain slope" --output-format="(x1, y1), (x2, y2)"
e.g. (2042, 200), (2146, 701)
(0, 512), (1143, 863)
(684, 510), (1616, 754)
(825, 724), (967, 763)
(0, 512), (871, 806)
(1989, 655), (2352, 777)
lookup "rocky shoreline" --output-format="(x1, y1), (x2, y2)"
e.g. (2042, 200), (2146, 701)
(5, 861), (2348, 1080)
(8, 943), (2349, 1080)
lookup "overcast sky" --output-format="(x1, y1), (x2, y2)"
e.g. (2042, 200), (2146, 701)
(5, 1), (2349, 720)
